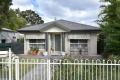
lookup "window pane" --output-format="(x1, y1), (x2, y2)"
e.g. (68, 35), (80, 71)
(78, 39), (87, 43)
(29, 39), (45, 50)
(30, 44), (45, 50)
(29, 39), (36, 43)
(70, 39), (87, 43)
(29, 39), (45, 43)
(70, 39), (78, 43)
(36, 39), (45, 43)
(70, 39), (88, 54)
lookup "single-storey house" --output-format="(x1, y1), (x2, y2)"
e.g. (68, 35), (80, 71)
(18, 20), (100, 56)
(0, 28), (23, 43)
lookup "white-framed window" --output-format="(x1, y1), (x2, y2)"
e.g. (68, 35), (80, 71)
(29, 39), (46, 50)
(70, 39), (88, 54)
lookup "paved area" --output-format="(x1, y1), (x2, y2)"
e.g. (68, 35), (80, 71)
(21, 57), (60, 80)
(22, 62), (48, 80)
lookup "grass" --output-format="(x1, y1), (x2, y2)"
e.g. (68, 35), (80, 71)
(52, 59), (120, 80)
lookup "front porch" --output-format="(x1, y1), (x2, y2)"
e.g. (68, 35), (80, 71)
(46, 33), (66, 55)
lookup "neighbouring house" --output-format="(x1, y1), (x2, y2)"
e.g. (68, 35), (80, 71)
(0, 28), (23, 43)
(18, 20), (100, 56)
(0, 28), (24, 54)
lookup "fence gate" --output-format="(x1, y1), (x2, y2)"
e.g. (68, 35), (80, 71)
(0, 49), (120, 80)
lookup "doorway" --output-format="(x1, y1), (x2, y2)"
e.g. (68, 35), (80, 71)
(51, 33), (61, 52)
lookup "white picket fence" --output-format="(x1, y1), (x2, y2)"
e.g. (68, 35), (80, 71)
(0, 49), (120, 80)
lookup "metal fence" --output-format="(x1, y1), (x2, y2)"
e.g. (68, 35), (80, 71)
(0, 42), (24, 54)
(0, 50), (120, 80)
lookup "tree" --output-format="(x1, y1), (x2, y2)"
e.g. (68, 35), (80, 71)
(19, 10), (44, 25)
(0, 0), (12, 29)
(0, 1), (44, 31)
(98, 0), (120, 56)
(6, 9), (27, 31)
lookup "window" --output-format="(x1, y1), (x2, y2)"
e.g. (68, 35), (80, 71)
(29, 39), (45, 50)
(70, 39), (88, 55)
(1, 39), (6, 43)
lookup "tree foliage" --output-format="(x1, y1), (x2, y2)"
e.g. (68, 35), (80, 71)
(18, 10), (44, 25)
(0, 0), (44, 31)
(0, 0), (27, 31)
(98, 0), (120, 56)
(0, 0), (12, 29)
(7, 9), (27, 31)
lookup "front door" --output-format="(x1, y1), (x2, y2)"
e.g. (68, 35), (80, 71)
(55, 34), (61, 51)
(51, 33), (61, 52)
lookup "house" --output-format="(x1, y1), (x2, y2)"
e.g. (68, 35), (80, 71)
(0, 28), (23, 43)
(0, 28), (24, 54)
(18, 20), (100, 56)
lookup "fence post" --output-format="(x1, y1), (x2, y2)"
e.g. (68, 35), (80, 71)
(15, 56), (19, 80)
(47, 59), (51, 80)
(8, 48), (12, 80)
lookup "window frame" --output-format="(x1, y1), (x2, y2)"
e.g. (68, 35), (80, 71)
(70, 39), (88, 54)
(29, 39), (46, 50)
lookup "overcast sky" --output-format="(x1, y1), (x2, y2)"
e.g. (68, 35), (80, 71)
(11, 0), (102, 26)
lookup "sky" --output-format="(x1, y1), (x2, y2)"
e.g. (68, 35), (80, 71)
(11, 0), (102, 26)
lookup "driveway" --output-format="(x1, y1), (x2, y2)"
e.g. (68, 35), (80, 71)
(21, 57), (62, 80)
(22, 61), (48, 80)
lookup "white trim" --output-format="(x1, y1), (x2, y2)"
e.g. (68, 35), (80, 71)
(25, 33), (45, 39)
(43, 27), (67, 32)
(68, 33), (90, 39)
(29, 39), (46, 50)
(70, 39), (88, 55)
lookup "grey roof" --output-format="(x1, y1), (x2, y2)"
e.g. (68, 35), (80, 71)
(1, 28), (14, 32)
(18, 20), (100, 32)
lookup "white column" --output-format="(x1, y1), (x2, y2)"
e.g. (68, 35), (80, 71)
(61, 33), (62, 52)
(89, 33), (97, 55)
(24, 39), (29, 55)
(48, 33), (51, 55)
(65, 33), (69, 54)
(24, 35), (30, 55)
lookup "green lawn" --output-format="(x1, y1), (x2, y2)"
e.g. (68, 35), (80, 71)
(52, 59), (120, 80)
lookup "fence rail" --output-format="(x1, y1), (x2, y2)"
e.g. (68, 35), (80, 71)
(0, 50), (120, 80)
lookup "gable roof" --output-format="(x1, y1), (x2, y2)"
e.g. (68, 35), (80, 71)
(39, 22), (71, 32)
(18, 19), (100, 32)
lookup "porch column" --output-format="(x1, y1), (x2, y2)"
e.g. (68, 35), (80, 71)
(62, 33), (65, 52)
(65, 33), (69, 54)
(45, 33), (48, 51)
(45, 33), (50, 55)
(24, 37), (29, 55)
(48, 33), (51, 55)
(61, 33), (62, 52)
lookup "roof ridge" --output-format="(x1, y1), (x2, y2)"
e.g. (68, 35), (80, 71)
(58, 19), (99, 28)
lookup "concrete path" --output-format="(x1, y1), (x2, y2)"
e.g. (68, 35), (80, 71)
(21, 56), (63, 80)
(22, 62), (48, 80)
